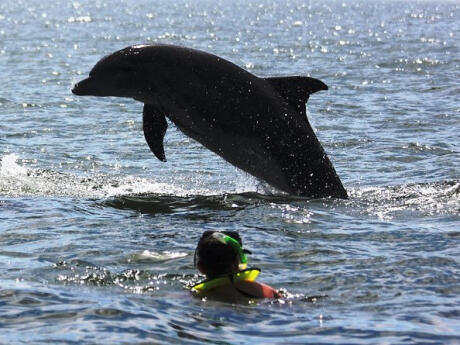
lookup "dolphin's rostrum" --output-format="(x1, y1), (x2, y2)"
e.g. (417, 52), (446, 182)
(72, 44), (347, 199)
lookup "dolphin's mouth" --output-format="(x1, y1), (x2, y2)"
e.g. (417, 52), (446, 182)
(72, 76), (122, 97)
(72, 77), (93, 96)
(72, 76), (111, 96)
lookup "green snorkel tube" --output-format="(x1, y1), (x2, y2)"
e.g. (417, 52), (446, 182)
(211, 232), (248, 270)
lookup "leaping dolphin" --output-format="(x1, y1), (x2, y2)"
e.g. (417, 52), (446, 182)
(72, 44), (347, 198)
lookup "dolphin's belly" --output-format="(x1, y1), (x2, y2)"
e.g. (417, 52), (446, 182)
(171, 116), (293, 193)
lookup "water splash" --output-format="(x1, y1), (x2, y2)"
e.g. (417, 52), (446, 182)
(351, 180), (460, 219)
(128, 250), (188, 263)
(0, 153), (28, 176)
(2, 154), (458, 219)
(0, 154), (210, 198)
(0, 154), (264, 199)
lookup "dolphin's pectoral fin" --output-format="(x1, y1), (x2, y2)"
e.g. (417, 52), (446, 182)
(143, 104), (168, 162)
(263, 76), (328, 115)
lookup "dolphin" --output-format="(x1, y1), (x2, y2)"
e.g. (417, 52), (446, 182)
(72, 44), (347, 198)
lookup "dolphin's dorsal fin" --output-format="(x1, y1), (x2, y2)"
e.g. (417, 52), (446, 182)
(143, 104), (168, 162)
(263, 76), (328, 115)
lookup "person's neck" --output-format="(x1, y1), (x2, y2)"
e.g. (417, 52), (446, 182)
(206, 270), (235, 280)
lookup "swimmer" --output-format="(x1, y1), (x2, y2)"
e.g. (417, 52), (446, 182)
(191, 231), (280, 300)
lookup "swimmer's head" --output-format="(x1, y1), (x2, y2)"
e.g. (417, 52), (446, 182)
(194, 231), (250, 278)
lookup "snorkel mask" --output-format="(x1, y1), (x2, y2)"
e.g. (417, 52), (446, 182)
(211, 232), (248, 270)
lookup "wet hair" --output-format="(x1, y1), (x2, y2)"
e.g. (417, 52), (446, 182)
(195, 231), (243, 278)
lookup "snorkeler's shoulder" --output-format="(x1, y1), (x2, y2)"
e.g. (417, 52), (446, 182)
(233, 280), (281, 299)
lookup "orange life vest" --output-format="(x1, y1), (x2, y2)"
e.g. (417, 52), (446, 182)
(191, 268), (279, 299)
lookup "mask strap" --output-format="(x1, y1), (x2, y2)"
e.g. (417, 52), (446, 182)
(212, 232), (248, 270)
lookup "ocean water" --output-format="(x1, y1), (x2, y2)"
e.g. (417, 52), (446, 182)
(0, 0), (459, 343)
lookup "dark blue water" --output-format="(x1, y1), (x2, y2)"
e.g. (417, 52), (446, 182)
(1, 0), (459, 343)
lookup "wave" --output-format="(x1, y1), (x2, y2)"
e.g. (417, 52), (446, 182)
(53, 257), (190, 293)
(1, 154), (458, 218)
(104, 181), (459, 219)
(0, 153), (214, 199)
(350, 180), (459, 219)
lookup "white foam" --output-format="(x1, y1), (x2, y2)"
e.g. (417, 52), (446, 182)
(350, 181), (460, 219)
(0, 154), (225, 198)
(0, 154), (28, 177)
(130, 250), (188, 263)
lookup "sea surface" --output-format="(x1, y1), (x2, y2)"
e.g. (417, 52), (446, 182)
(0, 0), (459, 343)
